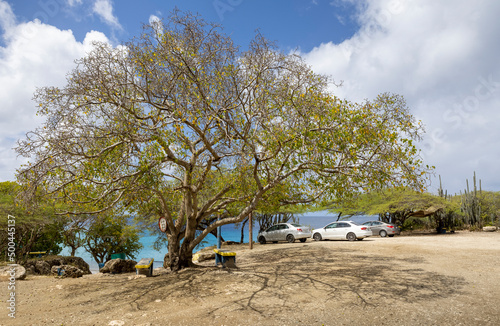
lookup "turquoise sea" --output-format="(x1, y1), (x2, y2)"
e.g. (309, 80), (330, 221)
(60, 211), (376, 272)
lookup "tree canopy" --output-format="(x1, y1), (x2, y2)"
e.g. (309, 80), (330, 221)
(0, 181), (63, 262)
(83, 214), (143, 265)
(330, 187), (452, 226)
(16, 12), (430, 270)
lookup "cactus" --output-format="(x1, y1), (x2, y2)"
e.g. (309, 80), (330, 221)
(461, 172), (482, 228)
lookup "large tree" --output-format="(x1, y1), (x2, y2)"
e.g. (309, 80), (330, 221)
(16, 12), (430, 271)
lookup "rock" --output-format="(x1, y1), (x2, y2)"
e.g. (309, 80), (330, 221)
(153, 267), (169, 276)
(23, 256), (91, 275)
(24, 260), (46, 275)
(26, 265), (36, 275)
(35, 261), (51, 275)
(100, 259), (137, 274)
(108, 321), (125, 326)
(45, 257), (65, 267)
(193, 252), (215, 262)
(62, 256), (91, 274)
(50, 265), (85, 278)
(0, 264), (27, 281)
(482, 226), (497, 232)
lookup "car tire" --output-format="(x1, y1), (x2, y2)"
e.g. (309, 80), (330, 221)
(258, 236), (266, 244)
(379, 230), (387, 237)
(347, 232), (356, 241)
(286, 234), (295, 243)
(313, 233), (322, 241)
(299, 238), (307, 243)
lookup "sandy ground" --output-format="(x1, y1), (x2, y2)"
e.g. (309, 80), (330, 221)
(1, 231), (500, 326)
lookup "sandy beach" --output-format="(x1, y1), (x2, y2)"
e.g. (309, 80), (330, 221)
(2, 231), (500, 326)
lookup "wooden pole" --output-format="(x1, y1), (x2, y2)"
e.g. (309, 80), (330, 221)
(249, 212), (253, 250)
(216, 213), (221, 265)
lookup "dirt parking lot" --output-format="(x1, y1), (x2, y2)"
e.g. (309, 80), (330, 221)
(2, 231), (500, 325)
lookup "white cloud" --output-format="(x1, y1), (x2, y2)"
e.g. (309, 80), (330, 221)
(149, 14), (161, 26)
(0, 0), (109, 181)
(0, 0), (15, 32)
(93, 0), (121, 29)
(67, 0), (83, 6)
(303, 0), (500, 193)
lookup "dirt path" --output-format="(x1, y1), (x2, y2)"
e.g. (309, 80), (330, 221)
(2, 231), (500, 325)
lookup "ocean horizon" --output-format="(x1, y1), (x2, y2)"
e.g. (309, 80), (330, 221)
(60, 211), (377, 272)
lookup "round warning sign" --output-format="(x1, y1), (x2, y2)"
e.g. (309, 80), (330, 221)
(158, 217), (167, 232)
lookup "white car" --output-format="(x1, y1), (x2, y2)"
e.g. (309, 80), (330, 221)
(312, 221), (372, 241)
(257, 223), (312, 244)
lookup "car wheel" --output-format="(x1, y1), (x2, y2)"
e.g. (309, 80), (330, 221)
(388, 234), (395, 237)
(379, 230), (387, 237)
(299, 238), (307, 243)
(346, 232), (356, 241)
(286, 234), (295, 243)
(258, 236), (266, 244)
(313, 233), (322, 241)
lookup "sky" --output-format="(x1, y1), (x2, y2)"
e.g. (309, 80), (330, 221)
(0, 0), (499, 195)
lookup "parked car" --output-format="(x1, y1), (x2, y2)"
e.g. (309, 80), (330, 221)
(362, 221), (400, 237)
(311, 221), (372, 241)
(257, 223), (312, 244)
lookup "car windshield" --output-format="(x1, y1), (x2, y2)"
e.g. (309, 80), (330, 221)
(350, 222), (361, 226)
(290, 224), (302, 227)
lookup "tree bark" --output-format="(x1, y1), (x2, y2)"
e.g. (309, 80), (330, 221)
(240, 217), (248, 243)
(167, 235), (195, 271)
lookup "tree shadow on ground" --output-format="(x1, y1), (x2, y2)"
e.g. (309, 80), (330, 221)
(64, 244), (466, 319)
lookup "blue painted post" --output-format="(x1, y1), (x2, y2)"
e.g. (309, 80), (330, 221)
(216, 214), (222, 265)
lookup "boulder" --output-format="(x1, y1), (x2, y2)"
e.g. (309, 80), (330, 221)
(61, 256), (91, 274)
(44, 257), (65, 267)
(100, 259), (137, 274)
(482, 226), (497, 232)
(25, 265), (36, 275)
(0, 264), (27, 281)
(23, 256), (91, 275)
(192, 252), (215, 263)
(51, 265), (85, 278)
(35, 261), (51, 275)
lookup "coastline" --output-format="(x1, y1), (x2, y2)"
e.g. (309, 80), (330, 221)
(64, 212), (377, 273)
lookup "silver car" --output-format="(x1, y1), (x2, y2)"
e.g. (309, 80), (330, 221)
(362, 221), (400, 237)
(257, 223), (312, 244)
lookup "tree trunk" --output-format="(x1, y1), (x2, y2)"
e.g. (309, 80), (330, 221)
(166, 235), (195, 271)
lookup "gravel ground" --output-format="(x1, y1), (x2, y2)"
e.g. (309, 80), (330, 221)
(1, 231), (499, 326)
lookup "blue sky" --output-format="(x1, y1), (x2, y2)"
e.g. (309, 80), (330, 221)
(1, 0), (500, 194)
(3, 0), (359, 51)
